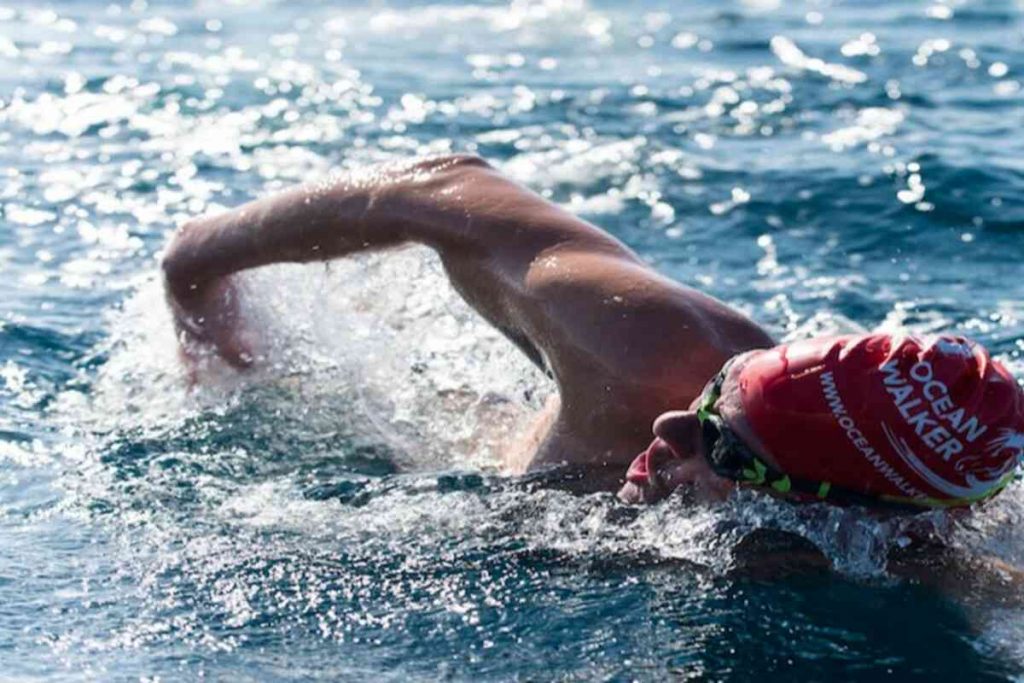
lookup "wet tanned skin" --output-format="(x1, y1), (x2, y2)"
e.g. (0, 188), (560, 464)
(162, 154), (775, 473)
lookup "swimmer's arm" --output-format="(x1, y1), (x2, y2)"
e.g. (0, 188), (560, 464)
(732, 530), (1024, 607)
(163, 154), (770, 456)
(162, 154), (630, 296)
(162, 154), (635, 368)
(164, 153), (764, 356)
(888, 546), (1024, 608)
(163, 154), (645, 364)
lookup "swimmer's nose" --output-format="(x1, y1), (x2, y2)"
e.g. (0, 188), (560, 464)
(652, 411), (700, 458)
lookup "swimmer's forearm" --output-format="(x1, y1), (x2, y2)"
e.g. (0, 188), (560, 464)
(161, 155), (488, 297)
(163, 184), (378, 296)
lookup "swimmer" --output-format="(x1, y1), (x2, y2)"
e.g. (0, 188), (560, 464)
(162, 154), (1024, 517)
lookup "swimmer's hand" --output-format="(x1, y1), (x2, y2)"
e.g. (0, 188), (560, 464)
(166, 276), (254, 370)
(163, 227), (255, 375)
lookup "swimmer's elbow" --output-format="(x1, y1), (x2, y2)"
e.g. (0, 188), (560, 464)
(161, 219), (208, 296)
(393, 154), (502, 249)
(404, 154), (498, 198)
(161, 242), (192, 300)
(161, 234), (184, 284)
(409, 153), (493, 176)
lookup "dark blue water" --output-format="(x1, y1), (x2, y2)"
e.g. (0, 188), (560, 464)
(2, 0), (1024, 679)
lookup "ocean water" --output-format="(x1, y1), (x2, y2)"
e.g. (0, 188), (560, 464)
(2, 0), (1024, 679)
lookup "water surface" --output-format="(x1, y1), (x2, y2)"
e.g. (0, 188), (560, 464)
(2, 0), (1024, 679)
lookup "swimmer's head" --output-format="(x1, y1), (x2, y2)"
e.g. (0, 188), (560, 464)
(619, 334), (1024, 511)
(617, 350), (781, 506)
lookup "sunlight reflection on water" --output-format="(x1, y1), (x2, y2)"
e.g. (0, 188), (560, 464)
(1, 0), (1023, 679)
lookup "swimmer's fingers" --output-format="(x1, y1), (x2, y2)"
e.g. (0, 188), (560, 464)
(166, 276), (256, 371)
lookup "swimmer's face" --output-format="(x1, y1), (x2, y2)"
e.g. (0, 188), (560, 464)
(616, 411), (734, 504)
(617, 351), (776, 505)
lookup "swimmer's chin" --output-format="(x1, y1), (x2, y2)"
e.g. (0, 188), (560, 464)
(618, 476), (733, 506)
(617, 479), (692, 505)
(618, 480), (655, 504)
(176, 336), (261, 388)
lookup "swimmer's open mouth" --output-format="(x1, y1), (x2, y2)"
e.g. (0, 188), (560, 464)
(625, 438), (683, 486)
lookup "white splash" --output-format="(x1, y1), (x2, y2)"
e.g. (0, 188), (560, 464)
(85, 246), (552, 472)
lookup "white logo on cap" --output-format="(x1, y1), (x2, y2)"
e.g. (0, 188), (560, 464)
(881, 422), (1005, 498)
(987, 428), (1024, 463)
(933, 337), (974, 358)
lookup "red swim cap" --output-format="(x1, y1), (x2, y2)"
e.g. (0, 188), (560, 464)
(738, 334), (1024, 507)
